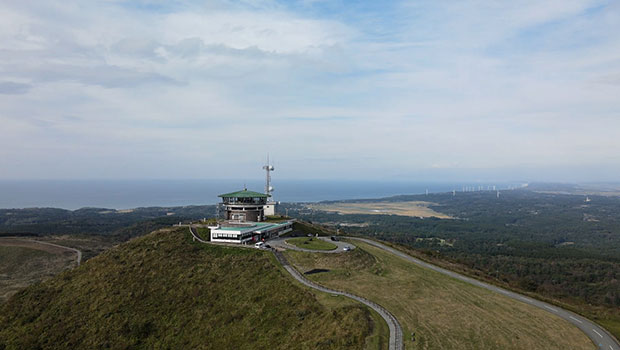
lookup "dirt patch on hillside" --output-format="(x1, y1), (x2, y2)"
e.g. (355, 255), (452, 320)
(0, 238), (76, 302)
(310, 201), (451, 218)
(0, 238), (70, 254)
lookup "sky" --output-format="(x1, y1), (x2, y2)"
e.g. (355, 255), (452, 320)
(1, 0), (619, 182)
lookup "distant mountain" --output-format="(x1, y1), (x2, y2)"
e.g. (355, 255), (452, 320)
(525, 182), (620, 196)
(524, 182), (580, 192)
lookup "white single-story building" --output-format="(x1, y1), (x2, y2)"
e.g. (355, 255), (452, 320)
(209, 221), (293, 244)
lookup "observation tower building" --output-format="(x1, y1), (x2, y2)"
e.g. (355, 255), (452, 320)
(218, 189), (269, 222)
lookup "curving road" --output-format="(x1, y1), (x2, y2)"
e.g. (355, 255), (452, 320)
(31, 239), (82, 267)
(272, 250), (403, 350)
(350, 237), (620, 350)
(269, 236), (355, 253)
(188, 226), (209, 244)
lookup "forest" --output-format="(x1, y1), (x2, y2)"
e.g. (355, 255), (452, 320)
(0, 205), (216, 240)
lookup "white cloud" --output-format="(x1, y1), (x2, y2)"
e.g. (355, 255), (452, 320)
(0, 0), (619, 180)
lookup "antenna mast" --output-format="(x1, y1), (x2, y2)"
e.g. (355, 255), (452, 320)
(263, 154), (274, 198)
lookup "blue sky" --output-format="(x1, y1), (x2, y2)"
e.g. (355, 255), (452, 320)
(1, 0), (619, 182)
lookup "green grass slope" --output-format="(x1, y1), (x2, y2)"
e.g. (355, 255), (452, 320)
(287, 237), (338, 250)
(0, 228), (375, 350)
(285, 241), (595, 350)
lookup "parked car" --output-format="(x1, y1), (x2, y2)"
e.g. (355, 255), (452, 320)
(343, 246), (351, 251)
(330, 236), (339, 241)
(255, 242), (265, 249)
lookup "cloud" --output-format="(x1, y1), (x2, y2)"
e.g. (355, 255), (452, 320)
(0, 0), (619, 181)
(34, 64), (179, 88)
(0, 81), (31, 94)
(592, 73), (620, 86)
(284, 116), (353, 122)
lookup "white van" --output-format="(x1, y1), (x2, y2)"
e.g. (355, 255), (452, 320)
(255, 242), (265, 249)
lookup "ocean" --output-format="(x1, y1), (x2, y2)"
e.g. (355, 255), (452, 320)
(0, 179), (519, 210)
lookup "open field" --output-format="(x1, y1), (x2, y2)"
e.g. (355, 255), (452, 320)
(33, 235), (116, 261)
(0, 238), (76, 302)
(286, 237), (338, 250)
(284, 241), (594, 350)
(309, 201), (451, 218)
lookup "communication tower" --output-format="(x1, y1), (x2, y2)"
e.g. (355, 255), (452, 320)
(263, 155), (277, 216)
(263, 155), (275, 197)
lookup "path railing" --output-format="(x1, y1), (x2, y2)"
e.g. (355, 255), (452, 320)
(273, 250), (403, 350)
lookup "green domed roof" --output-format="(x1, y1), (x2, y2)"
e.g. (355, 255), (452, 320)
(218, 189), (269, 198)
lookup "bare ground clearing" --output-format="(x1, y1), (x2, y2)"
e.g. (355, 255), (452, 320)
(309, 201), (451, 218)
(0, 238), (69, 254)
(0, 239), (77, 302)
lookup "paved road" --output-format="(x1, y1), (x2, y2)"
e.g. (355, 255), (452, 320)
(188, 226), (209, 244)
(351, 237), (620, 350)
(272, 250), (403, 350)
(31, 239), (82, 267)
(269, 236), (355, 253)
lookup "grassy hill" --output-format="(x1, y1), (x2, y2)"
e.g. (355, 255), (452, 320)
(0, 228), (378, 350)
(286, 237), (338, 250)
(285, 240), (595, 350)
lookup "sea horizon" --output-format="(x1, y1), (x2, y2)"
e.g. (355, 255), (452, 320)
(0, 179), (523, 210)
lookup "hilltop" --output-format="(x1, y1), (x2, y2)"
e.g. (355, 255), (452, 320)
(0, 228), (377, 350)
